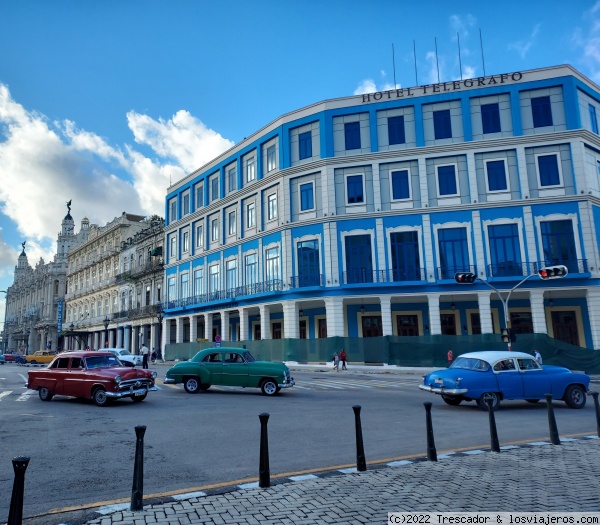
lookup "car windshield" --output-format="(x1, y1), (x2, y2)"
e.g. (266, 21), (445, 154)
(243, 351), (256, 363)
(450, 357), (490, 372)
(84, 355), (122, 369)
(119, 350), (132, 356)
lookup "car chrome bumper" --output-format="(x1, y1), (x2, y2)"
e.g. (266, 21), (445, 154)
(279, 379), (295, 388)
(106, 385), (158, 398)
(163, 377), (176, 384)
(419, 384), (468, 395)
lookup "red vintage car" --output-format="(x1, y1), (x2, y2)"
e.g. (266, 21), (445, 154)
(26, 351), (158, 406)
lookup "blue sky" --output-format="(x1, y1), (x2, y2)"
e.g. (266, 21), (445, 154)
(0, 0), (599, 322)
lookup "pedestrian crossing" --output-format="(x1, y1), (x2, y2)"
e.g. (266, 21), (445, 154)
(0, 389), (35, 402)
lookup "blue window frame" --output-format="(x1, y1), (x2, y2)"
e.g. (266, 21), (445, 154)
(390, 231), (421, 281)
(486, 160), (508, 191)
(391, 170), (410, 200)
(195, 183), (204, 210)
(210, 176), (219, 201)
(347, 174), (364, 203)
(345, 234), (373, 283)
(433, 109), (452, 139)
(438, 228), (469, 279)
(344, 121), (361, 150)
(481, 103), (501, 134)
(590, 104), (598, 134)
(437, 165), (458, 196)
(388, 116), (405, 145)
(297, 240), (320, 287)
(300, 182), (314, 211)
(531, 96), (553, 128)
(541, 220), (577, 273)
(488, 224), (522, 276)
(227, 166), (237, 193)
(299, 131), (312, 160)
(537, 154), (560, 187)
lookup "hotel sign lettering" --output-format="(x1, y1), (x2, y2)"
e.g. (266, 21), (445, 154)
(361, 72), (523, 103)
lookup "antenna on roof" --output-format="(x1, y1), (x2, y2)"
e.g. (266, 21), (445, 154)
(392, 43), (397, 88)
(479, 28), (486, 76)
(457, 32), (463, 80)
(413, 40), (418, 86)
(434, 37), (440, 83)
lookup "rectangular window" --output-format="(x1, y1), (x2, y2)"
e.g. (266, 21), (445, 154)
(265, 247), (280, 282)
(168, 276), (176, 302)
(228, 210), (236, 236)
(267, 193), (277, 221)
(209, 265), (220, 293)
(194, 268), (204, 296)
(195, 224), (204, 248)
(182, 231), (189, 253)
(388, 116), (406, 145)
(195, 182), (204, 209)
(481, 103), (501, 134)
(390, 231), (421, 281)
(488, 224), (522, 276)
(247, 202), (256, 228)
(245, 253), (257, 287)
(246, 157), (256, 182)
(182, 193), (190, 216)
(485, 160), (508, 192)
(227, 166), (237, 193)
(537, 154), (561, 187)
(438, 228), (469, 279)
(541, 220), (577, 273)
(169, 235), (177, 260)
(344, 121), (361, 150)
(345, 234), (373, 283)
(180, 273), (189, 299)
(531, 96), (553, 127)
(300, 182), (314, 211)
(391, 170), (410, 200)
(210, 176), (219, 202)
(267, 145), (276, 172)
(346, 174), (364, 204)
(299, 131), (312, 160)
(226, 259), (237, 290)
(297, 239), (320, 287)
(169, 199), (177, 223)
(433, 109), (452, 139)
(211, 218), (219, 242)
(437, 165), (458, 196)
(590, 104), (598, 134)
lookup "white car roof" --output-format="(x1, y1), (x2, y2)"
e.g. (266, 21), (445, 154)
(458, 351), (535, 363)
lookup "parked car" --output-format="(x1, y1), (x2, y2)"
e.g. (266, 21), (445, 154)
(419, 350), (590, 410)
(104, 348), (143, 367)
(0, 354), (5, 365)
(26, 351), (158, 406)
(164, 347), (295, 396)
(15, 355), (27, 364)
(25, 351), (56, 364)
(3, 352), (20, 362)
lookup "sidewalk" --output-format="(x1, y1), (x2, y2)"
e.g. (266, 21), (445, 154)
(76, 436), (600, 525)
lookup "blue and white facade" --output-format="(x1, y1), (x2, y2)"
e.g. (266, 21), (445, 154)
(163, 64), (600, 350)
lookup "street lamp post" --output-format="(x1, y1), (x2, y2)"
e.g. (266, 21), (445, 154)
(103, 316), (110, 349)
(156, 310), (164, 362)
(69, 323), (75, 350)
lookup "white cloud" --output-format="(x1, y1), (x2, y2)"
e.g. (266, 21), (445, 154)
(572, 3), (600, 83)
(508, 24), (541, 59)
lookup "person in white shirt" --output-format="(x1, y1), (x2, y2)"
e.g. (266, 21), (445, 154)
(534, 349), (543, 365)
(141, 345), (150, 369)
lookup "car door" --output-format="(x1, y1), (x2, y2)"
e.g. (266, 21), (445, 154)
(47, 357), (71, 395)
(517, 358), (550, 399)
(63, 357), (87, 398)
(493, 358), (524, 399)
(200, 352), (223, 384)
(221, 352), (250, 386)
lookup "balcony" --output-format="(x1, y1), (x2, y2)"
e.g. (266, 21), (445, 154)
(115, 260), (163, 284)
(289, 274), (325, 288)
(342, 268), (426, 285)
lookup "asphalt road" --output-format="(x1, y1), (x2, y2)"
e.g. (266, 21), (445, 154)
(0, 362), (597, 521)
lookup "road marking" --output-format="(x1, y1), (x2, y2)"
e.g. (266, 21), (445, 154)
(0, 391), (12, 401)
(17, 391), (34, 402)
(301, 381), (344, 389)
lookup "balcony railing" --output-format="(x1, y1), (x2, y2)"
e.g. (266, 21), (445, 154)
(342, 268), (426, 285)
(487, 262), (538, 278)
(115, 260), (163, 284)
(436, 265), (478, 281)
(289, 274), (325, 288)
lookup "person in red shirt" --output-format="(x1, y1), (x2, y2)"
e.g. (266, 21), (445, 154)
(447, 348), (453, 367)
(340, 349), (347, 370)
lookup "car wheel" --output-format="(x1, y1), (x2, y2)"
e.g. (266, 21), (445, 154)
(564, 385), (586, 409)
(30, 360), (37, 364)
(38, 387), (54, 401)
(476, 392), (500, 411)
(261, 379), (278, 396)
(183, 377), (200, 394)
(441, 394), (463, 406)
(525, 399), (540, 404)
(93, 388), (110, 407)
(199, 384), (211, 391)
(131, 393), (147, 402)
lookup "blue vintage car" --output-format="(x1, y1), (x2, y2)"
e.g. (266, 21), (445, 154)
(419, 351), (590, 410)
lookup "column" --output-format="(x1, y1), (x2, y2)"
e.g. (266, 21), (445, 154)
(530, 290), (547, 334)
(190, 315), (198, 343)
(380, 296), (392, 336)
(282, 301), (299, 339)
(221, 310), (230, 341)
(587, 288), (600, 350)
(116, 328), (123, 348)
(477, 292), (494, 334)
(260, 305), (271, 340)
(324, 297), (344, 337)
(427, 294), (441, 335)
(124, 326), (131, 352)
(204, 313), (213, 341)
(176, 317), (183, 343)
(150, 324), (156, 352)
(163, 319), (171, 352)
(239, 308), (248, 342)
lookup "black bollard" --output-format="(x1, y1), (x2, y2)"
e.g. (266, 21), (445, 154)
(352, 405), (367, 471)
(544, 394), (561, 445)
(485, 398), (500, 453)
(423, 402), (437, 461)
(590, 391), (600, 437)
(7, 456), (30, 525)
(130, 425), (147, 511)
(259, 413), (270, 488)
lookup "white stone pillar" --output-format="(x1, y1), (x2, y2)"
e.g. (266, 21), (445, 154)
(324, 297), (345, 337)
(380, 296), (392, 336)
(427, 294), (441, 335)
(587, 288), (600, 350)
(478, 292), (493, 334)
(239, 308), (248, 342)
(204, 313), (213, 341)
(150, 324), (156, 351)
(124, 326), (131, 352)
(176, 317), (183, 343)
(282, 301), (299, 339)
(163, 319), (170, 352)
(260, 305), (271, 339)
(221, 310), (230, 341)
(116, 328), (123, 348)
(190, 315), (197, 343)
(530, 290), (547, 334)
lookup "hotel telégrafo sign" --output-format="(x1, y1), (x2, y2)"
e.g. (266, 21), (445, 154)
(360, 72), (523, 103)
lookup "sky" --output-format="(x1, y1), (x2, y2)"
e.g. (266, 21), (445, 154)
(0, 0), (599, 324)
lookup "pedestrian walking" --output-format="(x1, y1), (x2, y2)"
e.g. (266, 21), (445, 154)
(534, 348), (543, 365)
(151, 348), (157, 364)
(332, 352), (340, 372)
(447, 348), (453, 367)
(340, 349), (348, 370)
(141, 344), (150, 369)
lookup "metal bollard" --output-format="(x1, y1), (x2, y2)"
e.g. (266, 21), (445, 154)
(352, 405), (367, 471)
(485, 398), (500, 452)
(423, 402), (437, 461)
(589, 391), (600, 437)
(130, 425), (147, 511)
(7, 456), (30, 525)
(544, 394), (561, 445)
(259, 413), (270, 488)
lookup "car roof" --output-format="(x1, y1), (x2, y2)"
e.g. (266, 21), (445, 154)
(458, 351), (535, 362)
(54, 351), (115, 358)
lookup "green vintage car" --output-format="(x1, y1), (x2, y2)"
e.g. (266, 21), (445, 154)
(164, 347), (295, 396)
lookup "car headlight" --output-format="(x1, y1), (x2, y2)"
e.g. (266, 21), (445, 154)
(455, 377), (463, 386)
(151, 371), (157, 379)
(114, 375), (122, 385)
(435, 378), (444, 385)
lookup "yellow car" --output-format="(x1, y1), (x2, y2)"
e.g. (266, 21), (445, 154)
(25, 351), (56, 364)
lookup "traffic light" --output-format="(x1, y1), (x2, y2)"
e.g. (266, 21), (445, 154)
(454, 272), (477, 283)
(538, 265), (568, 279)
(501, 328), (516, 344)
